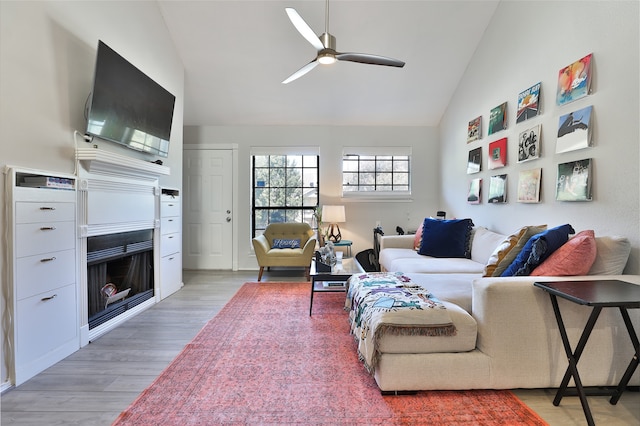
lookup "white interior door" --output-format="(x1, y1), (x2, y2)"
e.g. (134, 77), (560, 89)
(183, 149), (233, 269)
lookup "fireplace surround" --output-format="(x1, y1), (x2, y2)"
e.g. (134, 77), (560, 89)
(76, 148), (169, 345)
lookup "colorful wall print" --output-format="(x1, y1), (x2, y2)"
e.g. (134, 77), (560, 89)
(556, 53), (592, 105)
(488, 138), (507, 169)
(488, 174), (507, 203)
(517, 168), (542, 203)
(467, 116), (482, 143)
(467, 178), (482, 204)
(556, 105), (593, 153)
(467, 147), (482, 174)
(518, 124), (541, 163)
(488, 102), (507, 135)
(517, 82), (541, 123)
(556, 159), (593, 201)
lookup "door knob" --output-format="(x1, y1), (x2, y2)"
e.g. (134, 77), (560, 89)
(227, 210), (231, 214)
(226, 217), (232, 222)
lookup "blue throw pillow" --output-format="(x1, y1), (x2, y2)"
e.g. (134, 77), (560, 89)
(500, 224), (575, 277)
(272, 238), (301, 249)
(418, 218), (474, 258)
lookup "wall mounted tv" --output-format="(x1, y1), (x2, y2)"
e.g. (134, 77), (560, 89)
(85, 40), (175, 158)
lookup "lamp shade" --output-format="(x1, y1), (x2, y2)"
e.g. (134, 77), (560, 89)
(322, 205), (346, 223)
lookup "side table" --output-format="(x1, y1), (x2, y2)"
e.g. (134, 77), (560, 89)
(533, 280), (640, 426)
(333, 240), (353, 257)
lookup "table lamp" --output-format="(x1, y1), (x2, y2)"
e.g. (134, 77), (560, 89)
(322, 205), (346, 243)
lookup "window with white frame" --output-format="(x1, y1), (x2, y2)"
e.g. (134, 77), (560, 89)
(251, 147), (320, 238)
(342, 147), (411, 197)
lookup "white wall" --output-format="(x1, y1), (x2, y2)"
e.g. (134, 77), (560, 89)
(0, 1), (184, 387)
(184, 125), (440, 270)
(439, 1), (639, 274)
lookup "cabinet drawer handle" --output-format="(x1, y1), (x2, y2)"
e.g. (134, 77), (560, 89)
(39, 207), (56, 210)
(41, 294), (57, 301)
(40, 257), (57, 262)
(40, 226), (56, 231)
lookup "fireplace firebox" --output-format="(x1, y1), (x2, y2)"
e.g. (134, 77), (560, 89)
(87, 229), (154, 329)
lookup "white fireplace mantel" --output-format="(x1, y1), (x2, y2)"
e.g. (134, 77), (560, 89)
(76, 147), (170, 181)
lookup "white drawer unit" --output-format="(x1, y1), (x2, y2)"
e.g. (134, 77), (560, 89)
(5, 167), (80, 386)
(159, 188), (183, 299)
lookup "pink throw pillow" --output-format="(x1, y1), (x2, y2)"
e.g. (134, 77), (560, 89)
(531, 230), (596, 276)
(413, 222), (424, 251)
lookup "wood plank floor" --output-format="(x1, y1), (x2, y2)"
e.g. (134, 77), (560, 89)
(2, 269), (639, 425)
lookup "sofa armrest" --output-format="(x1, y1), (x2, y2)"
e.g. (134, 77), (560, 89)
(302, 237), (317, 258)
(252, 235), (270, 257)
(471, 274), (640, 388)
(379, 234), (415, 251)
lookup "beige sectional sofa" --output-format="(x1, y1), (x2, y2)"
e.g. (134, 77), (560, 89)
(365, 227), (639, 392)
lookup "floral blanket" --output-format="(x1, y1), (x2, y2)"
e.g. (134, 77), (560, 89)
(345, 272), (456, 372)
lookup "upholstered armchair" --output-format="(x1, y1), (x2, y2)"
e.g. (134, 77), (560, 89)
(252, 223), (317, 281)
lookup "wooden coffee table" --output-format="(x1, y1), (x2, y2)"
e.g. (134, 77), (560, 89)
(309, 257), (364, 316)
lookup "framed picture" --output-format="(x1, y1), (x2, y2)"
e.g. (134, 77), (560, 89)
(556, 159), (592, 201)
(518, 124), (541, 163)
(467, 178), (482, 204)
(556, 53), (593, 105)
(488, 174), (507, 204)
(488, 102), (507, 135)
(556, 105), (593, 154)
(467, 147), (482, 174)
(467, 116), (482, 143)
(517, 168), (542, 203)
(488, 138), (507, 170)
(517, 82), (541, 123)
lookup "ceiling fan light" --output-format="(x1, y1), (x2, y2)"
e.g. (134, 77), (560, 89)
(318, 53), (336, 65)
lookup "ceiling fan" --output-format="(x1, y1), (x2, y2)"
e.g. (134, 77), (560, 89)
(282, 0), (405, 84)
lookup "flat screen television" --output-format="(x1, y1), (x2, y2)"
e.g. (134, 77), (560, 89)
(85, 40), (175, 158)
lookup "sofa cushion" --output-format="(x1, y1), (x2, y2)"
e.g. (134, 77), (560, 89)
(418, 218), (474, 258)
(272, 238), (301, 249)
(588, 235), (631, 275)
(491, 224), (547, 276)
(470, 227), (507, 265)
(531, 230), (596, 276)
(376, 301), (477, 354)
(500, 224), (575, 277)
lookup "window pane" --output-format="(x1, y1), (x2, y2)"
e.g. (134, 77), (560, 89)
(303, 155), (317, 167)
(268, 209), (286, 223)
(254, 188), (269, 207)
(303, 188), (318, 206)
(286, 187), (302, 206)
(270, 155), (286, 167)
(393, 173), (409, 185)
(286, 210), (302, 222)
(303, 169), (317, 187)
(361, 172), (375, 185)
(394, 159), (409, 172)
(343, 185), (358, 192)
(342, 159), (359, 172)
(341, 151), (411, 196)
(286, 167), (302, 187)
(254, 155), (268, 167)
(377, 160), (393, 172)
(270, 187), (285, 206)
(255, 210), (268, 230)
(255, 168), (269, 187)
(287, 155), (302, 167)
(361, 160), (375, 172)
(376, 172), (392, 185)
(270, 167), (285, 187)
(343, 172), (358, 186)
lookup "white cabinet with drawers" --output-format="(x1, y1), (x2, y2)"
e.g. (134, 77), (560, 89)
(5, 167), (80, 386)
(159, 188), (183, 299)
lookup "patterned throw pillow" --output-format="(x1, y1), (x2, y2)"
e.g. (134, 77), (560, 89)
(418, 218), (474, 258)
(483, 226), (528, 277)
(272, 238), (301, 249)
(491, 224), (547, 277)
(531, 230), (596, 276)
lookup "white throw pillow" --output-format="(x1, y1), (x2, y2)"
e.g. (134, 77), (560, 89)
(588, 235), (631, 275)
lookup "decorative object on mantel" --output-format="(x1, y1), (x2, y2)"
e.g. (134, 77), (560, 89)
(322, 205), (346, 243)
(556, 53), (592, 106)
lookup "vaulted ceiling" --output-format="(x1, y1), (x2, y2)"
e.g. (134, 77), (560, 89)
(158, 0), (499, 127)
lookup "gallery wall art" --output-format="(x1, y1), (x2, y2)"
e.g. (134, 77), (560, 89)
(556, 53), (592, 105)
(517, 168), (542, 203)
(518, 124), (541, 163)
(517, 82), (541, 123)
(488, 102), (508, 135)
(467, 116), (482, 143)
(556, 159), (593, 201)
(488, 138), (507, 170)
(556, 105), (593, 153)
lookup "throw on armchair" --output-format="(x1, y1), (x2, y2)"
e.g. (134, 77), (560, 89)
(252, 223), (317, 281)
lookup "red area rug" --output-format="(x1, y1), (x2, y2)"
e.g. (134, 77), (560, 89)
(114, 282), (548, 425)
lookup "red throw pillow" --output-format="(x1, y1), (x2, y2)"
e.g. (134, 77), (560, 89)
(531, 230), (596, 276)
(413, 222), (424, 251)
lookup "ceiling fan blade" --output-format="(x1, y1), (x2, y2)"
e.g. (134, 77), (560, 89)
(336, 52), (405, 68)
(282, 60), (319, 84)
(285, 8), (324, 51)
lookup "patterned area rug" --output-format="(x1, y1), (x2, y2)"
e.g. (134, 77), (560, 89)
(113, 282), (548, 425)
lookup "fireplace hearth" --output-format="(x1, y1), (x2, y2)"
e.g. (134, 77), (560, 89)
(87, 229), (154, 329)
